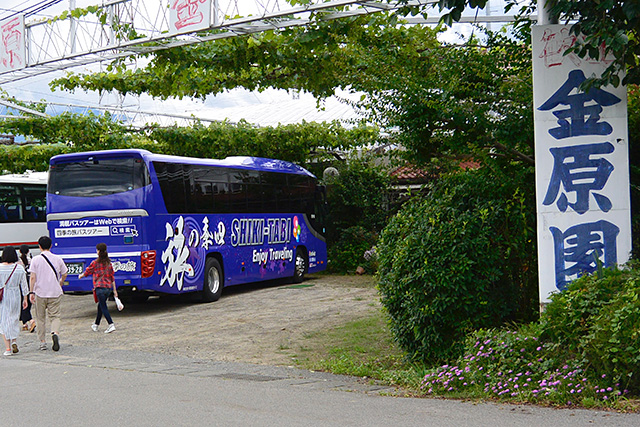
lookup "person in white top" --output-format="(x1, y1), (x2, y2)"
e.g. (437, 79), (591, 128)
(0, 246), (29, 356)
(29, 236), (68, 351)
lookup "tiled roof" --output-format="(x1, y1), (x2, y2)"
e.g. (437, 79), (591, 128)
(390, 165), (433, 181)
(459, 160), (481, 170)
(390, 159), (481, 183)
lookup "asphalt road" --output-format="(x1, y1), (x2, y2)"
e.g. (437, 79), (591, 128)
(1, 341), (639, 427)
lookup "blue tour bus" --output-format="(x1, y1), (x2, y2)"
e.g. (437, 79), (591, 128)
(47, 149), (327, 302)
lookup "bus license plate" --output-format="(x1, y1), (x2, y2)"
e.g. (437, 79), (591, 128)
(66, 263), (84, 275)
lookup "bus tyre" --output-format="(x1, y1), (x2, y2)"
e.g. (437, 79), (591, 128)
(293, 250), (307, 283)
(203, 258), (224, 302)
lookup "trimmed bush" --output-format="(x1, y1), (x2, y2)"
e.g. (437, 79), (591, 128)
(541, 264), (640, 394)
(377, 166), (538, 364)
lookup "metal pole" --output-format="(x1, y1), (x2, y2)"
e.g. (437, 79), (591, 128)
(537, 0), (558, 25)
(536, 0), (555, 315)
(69, 0), (76, 53)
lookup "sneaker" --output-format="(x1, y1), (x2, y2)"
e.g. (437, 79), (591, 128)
(11, 343), (18, 353)
(3, 350), (11, 356)
(104, 324), (116, 334)
(91, 324), (99, 332)
(39, 343), (47, 351)
(52, 333), (60, 351)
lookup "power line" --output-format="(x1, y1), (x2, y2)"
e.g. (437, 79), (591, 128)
(2, 0), (64, 20)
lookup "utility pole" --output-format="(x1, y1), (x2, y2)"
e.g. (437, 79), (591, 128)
(536, 0), (557, 25)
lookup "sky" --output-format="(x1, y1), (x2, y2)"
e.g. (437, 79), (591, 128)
(0, 0), (511, 128)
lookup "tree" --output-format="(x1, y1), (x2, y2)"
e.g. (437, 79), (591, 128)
(0, 113), (380, 172)
(359, 31), (534, 166)
(50, 13), (418, 100)
(50, 1), (639, 96)
(417, 0), (639, 88)
(50, 15), (536, 166)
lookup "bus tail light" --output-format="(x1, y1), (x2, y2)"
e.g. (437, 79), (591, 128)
(141, 250), (156, 278)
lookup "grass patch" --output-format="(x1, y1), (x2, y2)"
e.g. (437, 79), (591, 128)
(294, 308), (424, 389)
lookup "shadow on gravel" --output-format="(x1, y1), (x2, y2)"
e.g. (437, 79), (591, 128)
(64, 275), (322, 318)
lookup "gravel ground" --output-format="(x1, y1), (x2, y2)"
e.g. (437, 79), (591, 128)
(31, 274), (380, 366)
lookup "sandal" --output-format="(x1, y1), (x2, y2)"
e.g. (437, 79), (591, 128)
(11, 343), (18, 353)
(29, 322), (36, 333)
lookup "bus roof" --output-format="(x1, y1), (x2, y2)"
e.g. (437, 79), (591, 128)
(0, 171), (48, 185)
(49, 149), (316, 178)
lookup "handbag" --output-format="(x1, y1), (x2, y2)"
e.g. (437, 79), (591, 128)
(114, 296), (125, 311)
(1, 264), (18, 303)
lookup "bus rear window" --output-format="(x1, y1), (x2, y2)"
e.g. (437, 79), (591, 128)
(49, 158), (149, 197)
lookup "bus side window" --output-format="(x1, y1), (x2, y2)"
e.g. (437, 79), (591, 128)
(0, 184), (22, 222)
(262, 172), (287, 213)
(154, 162), (187, 214)
(212, 181), (230, 213)
(229, 169), (247, 214)
(23, 184), (46, 222)
(244, 170), (262, 213)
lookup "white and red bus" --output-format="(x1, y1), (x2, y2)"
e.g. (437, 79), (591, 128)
(0, 171), (48, 253)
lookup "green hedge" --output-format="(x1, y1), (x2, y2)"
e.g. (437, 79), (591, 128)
(541, 264), (640, 394)
(377, 166), (538, 364)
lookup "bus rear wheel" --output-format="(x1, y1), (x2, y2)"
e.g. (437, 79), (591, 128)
(293, 250), (307, 283)
(202, 258), (224, 302)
